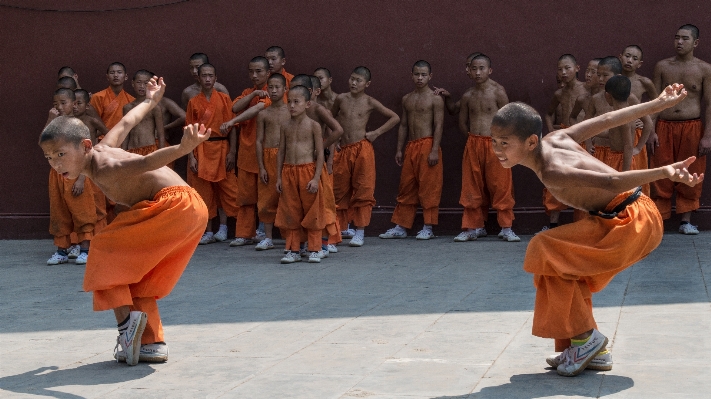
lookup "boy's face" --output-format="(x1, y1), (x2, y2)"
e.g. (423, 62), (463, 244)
(675, 29), (698, 56)
(249, 62), (269, 87)
(597, 65), (616, 87)
(348, 73), (370, 94)
(53, 94), (75, 116)
(267, 79), (286, 102)
(198, 67), (216, 90)
(490, 125), (534, 169)
(287, 91), (309, 116)
(620, 47), (643, 73)
(106, 65), (127, 87)
(557, 59), (579, 83)
(41, 138), (90, 180)
(132, 74), (151, 97)
(189, 59), (204, 80)
(73, 95), (88, 116)
(411, 66), (432, 88)
(469, 59), (491, 83)
(314, 70), (332, 91)
(265, 51), (285, 74)
(584, 61), (599, 89)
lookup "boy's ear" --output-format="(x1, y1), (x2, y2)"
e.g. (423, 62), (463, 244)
(527, 134), (539, 150)
(82, 138), (93, 152)
(365, 81), (371, 88)
(604, 92), (613, 106)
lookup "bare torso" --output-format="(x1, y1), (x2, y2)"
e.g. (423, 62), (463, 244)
(403, 88), (438, 140)
(557, 81), (588, 127)
(462, 79), (508, 136)
(317, 90), (338, 112)
(123, 102), (160, 149)
(77, 114), (106, 145)
(608, 121), (634, 152)
(262, 105), (290, 149)
(282, 117), (321, 165)
(656, 57), (710, 120)
(628, 73), (655, 102)
(335, 93), (374, 145)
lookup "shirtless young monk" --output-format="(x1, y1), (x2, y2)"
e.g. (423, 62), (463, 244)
(491, 83), (699, 377)
(434, 52), (504, 116)
(620, 45), (658, 102)
(331, 66), (400, 247)
(122, 70), (166, 154)
(40, 76), (211, 365)
(74, 90), (108, 145)
(453, 54), (518, 242)
(569, 58), (602, 134)
(181, 53), (230, 109)
(378, 60), (444, 240)
(314, 67), (339, 110)
(650, 24), (711, 234)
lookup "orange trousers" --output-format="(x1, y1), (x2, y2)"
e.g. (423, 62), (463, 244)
(391, 137), (443, 228)
(320, 166), (341, 244)
(48, 170), (97, 248)
(606, 150), (624, 172)
(460, 134), (514, 229)
(333, 139), (377, 229)
(633, 127), (650, 196)
(649, 119), (706, 218)
(593, 145), (610, 164)
(257, 148), (280, 224)
(83, 186), (207, 344)
(524, 191), (662, 351)
(275, 163), (329, 252)
(127, 144), (157, 156)
(236, 167), (258, 238)
(187, 169), (240, 220)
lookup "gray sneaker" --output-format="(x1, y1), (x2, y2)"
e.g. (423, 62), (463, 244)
(115, 343), (169, 363)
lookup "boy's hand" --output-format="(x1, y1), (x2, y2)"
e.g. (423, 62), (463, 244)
(395, 150), (403, 166)
(365, 131), (378, 142)
(189, 154), (198, 173)
(306, 179), (319, 193)
(664, 156), (704, 187)
(428, 149), (439, 166)
(226, 152), (235, 172)
(181, 123), (211, 155)
(49, 108), (59, 116)
(699, 136), (711, 156)
(146, 77), (166, 103)
(432, 87), (451, 98)
(220, 122), (233, 135)
(646, 132), (659, 155)
(260, 168), (269, 184)
(71, 176), (85, 196)
(657, 83), (687, 107)
(254, 90), (268, 99)
(276, 179), (282, 194)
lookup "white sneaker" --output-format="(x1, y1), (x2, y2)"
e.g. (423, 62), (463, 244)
(281, 251), (301, 264)
(67, 245), (80, 259)
(474, 227), (488, 237)
(327, 244), (338, 253)
(115, 343), (169, 363)
(547, 349), (613, 371)
(679, 223), (699, 235)
(534, 226), (550, 236)
(499, 230), (521, 242)
(349, 233), (364, 247)
(75, 252), (88, 264)
(308, 252), (321, 263)
(47, 252), (69, 265)
(318, 249), (329, 258)
(416, 229), (434, 240)
(229, 237), (253, 247)
(379, 226), (407, 239)
(214, 228), (228, 242)
(253, 230), (267, 241)
(114, 311), (147, 366)
(255, 238), (274, 251)
(453, 231), (477, 242)
(341, 228), (356, 239)
(199, 232), (215, 245)
(556, 329), (608, 376)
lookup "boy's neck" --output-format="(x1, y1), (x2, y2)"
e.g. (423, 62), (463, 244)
(473, 79), (490, 89)
(414, 85), (431, 94)
(563, 79), (579, 90)
(270, 99), (285, 108)
(350, 90), (365, 98)
(110, 85), (123, 96)
(201, 87), (213, 97)
(520, 144), (544, 172)
(254, 81), (266, 89)
(292, 112), (307, 121)
(319, 87), (333, 98)
(621, 70), (637, 78)
(676, 51), (695, 62)
(81, 149), (96, 178)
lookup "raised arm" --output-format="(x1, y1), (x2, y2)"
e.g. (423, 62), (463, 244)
(566, 84), (687, 144)
(364, 98), (400, 142)
(100, 77), (165, 148)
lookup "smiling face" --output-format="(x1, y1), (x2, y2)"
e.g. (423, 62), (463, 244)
(490, 124), (535, 168)
(40, 138), (91, 180)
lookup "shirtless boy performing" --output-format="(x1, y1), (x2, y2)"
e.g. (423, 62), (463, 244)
(40, 77), (210, 366)
(491, 83), (700, 376)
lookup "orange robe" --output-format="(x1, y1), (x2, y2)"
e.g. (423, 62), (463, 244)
(524, 189), (662, 351)
(257, 148), (280, 224)
(185, 90), (239, 219)
(233, 86), (272, 238)
(632, 127), (650, 196)
(128, 144), (157, 156)
(83, 186), (207, 345)
(460, 134), (514, 229)
(275, 163), (329, 252)
(333, 139), (377, 229)
(649, 119), (705, 219)
(593, 145), (610, 164)
(90, 88), (135, 133)
(48, 169), (97, 248)
(320, 164), (340, 244)
(391, 137), (443, 228)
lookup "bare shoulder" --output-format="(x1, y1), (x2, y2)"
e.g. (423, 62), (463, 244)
(215, 82), (229, 94)
(656, 56), (676, 69)
(431, 92), (444, 105)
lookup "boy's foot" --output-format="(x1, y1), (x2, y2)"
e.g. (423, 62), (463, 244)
(253, 230), (267, 241)
(280, 251), (301, 264)
(379, 226), (407, 239)
(229, 237), (253, 247)
(499, 230), (521, 242)
(416, 229), (434, 240)
(547, 349), (613, 371)
(556, 330), (608, 377)
(299, 247), (308, 257)
(474, 227), (488, 237)
(318, 249), (329, 258)
(75, 252), (88, 265)
(308, 252), (321, 263)
(679, 223), (699, 235)
(115, 342), (169, 363)
(341, 228), (356, 239)
(453, 231), (477, 242)
(534, 226), (550, 236)
(67, 245), (81, 259)
(327, 244), (338, 253)
(214, 229), (228, 242)
(114, 311), (147, 366)
(47, 252), (69, 265)
(198, 232), (215, 245)
(255, 238), (274, 251)
(349, 233), (364, 247)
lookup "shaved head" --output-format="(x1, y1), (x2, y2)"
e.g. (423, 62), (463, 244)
(190, 53), (209, 64)
(55, 87), (75, 101)
(74, 89), (90, 102)
(291, 74), (313, 90)
(58, 66), (75, 77)
(250, 56), (269, 70)
(679, 24), (699, 40)
(309, 75), (321, 90)
(492, 102), (542, 140)
(268, 73), (286, 86)
(558, 54), (577, 64)
(107, 62), (126, 73)
(265, 46), (285, 58)
(412, 60), (431, 73)
(40, 116), (90, 145)
(133, 69), (154, 80)
(599, 56), (623, 75)
(289, 85), (311, 101)
(353, 66), (371, 81)
(57, 76), (77, 90)
(314, 67), (331, 78)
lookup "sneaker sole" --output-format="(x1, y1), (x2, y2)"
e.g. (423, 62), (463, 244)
(127, 313), (148, 366)
(348, 242), (363, 247)
(47, 260), (69, 265)
(416, 235), (433, 240)
(586, 362), (613, 371)
(255, 246), (274, 251)
(378, 235), (407, 239)
(558, 337), (608, 377)
(453, 237), (476, 242)
(117, 352), (168, 363)
(308, 258), (321, 263)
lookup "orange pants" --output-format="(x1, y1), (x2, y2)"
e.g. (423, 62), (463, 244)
(593, 145), (610, 164)
(391, 137), (443, 228)
(333, 139), (377, 229)
(48, 170), (97, 248)
(606, 150), (624, 172)
(187, 169), (239, 220)
(83, 186), (207, 344)
(524, 190), (662, 351)
(542, 188), (567, 215)
(633, 128), (650, 196)
(128, 144), (157, 156)
(257, 148), (280, 224)
(236, 167), (258, 238)
(460, 134), (514, 229)
(70, 178), (107, 244)
(650, 119), (706, 218)
(320, 166), (340, 244)
(275, 163), (328, 252)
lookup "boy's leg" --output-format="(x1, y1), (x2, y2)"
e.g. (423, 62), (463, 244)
(459, 135), (487, 231)
(649, 120), (676, 219)
(235, 168), (258, 241)
(350, 141), (377, 229)
(418, 143), (443, 228)
(333, 146), (354, 232)
(391, 144), (419, 230)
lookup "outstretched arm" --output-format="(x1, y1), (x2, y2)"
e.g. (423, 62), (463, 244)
(99, 77), (166, 148)
(566, 84), (687, 144)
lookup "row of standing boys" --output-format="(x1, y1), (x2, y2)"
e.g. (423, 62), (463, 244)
(44, 28), (709, 264)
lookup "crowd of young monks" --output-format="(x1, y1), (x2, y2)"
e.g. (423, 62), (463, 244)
(44, 24), (710, 267)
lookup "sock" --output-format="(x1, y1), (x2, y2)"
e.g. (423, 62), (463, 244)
(218, 224), (227, 232)
(355, 229), (365, 237)
(422, 225), (432, 231)
(80, 248), (89, 254)
(571, 336), (591, 346)
(680, 221), (689, 225)
(549, 222), (558, 228)
(57, 249), (68, 256)
(467, 228), (475, 233)
(117, 315), (130, 333)
(500, 227), (512, 235)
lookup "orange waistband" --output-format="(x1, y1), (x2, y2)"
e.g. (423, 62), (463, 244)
(604, 188), (639, 213)
(658, 118), (701, 124)
(128, 143), (157, 153)
(467, 133), (491, 141)
(263, 147), (279, 154)
(153, 185), (196, 201)
(283, 161), (315, 169)
(340, 138), (370, 148)
(408, 136), (434, 144)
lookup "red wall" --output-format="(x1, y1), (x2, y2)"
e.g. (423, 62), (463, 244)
(2, 0), (710, 238)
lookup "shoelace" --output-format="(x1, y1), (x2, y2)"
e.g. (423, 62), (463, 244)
(556, 346), (574, 367)
(113, 335), (121, 363)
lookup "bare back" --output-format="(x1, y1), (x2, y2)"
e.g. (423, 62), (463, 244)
(402, 88), (442, 140)
(655, 57), (711, 120)
(608, 121), (634, 153)
(461, 79), (508, 136)
(123, 102), (161, 149)
(317, 90), (338, 111)
(261, 105), (290, 149)
(282, 117), (322, 165)
(334, 93), (374, 144)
